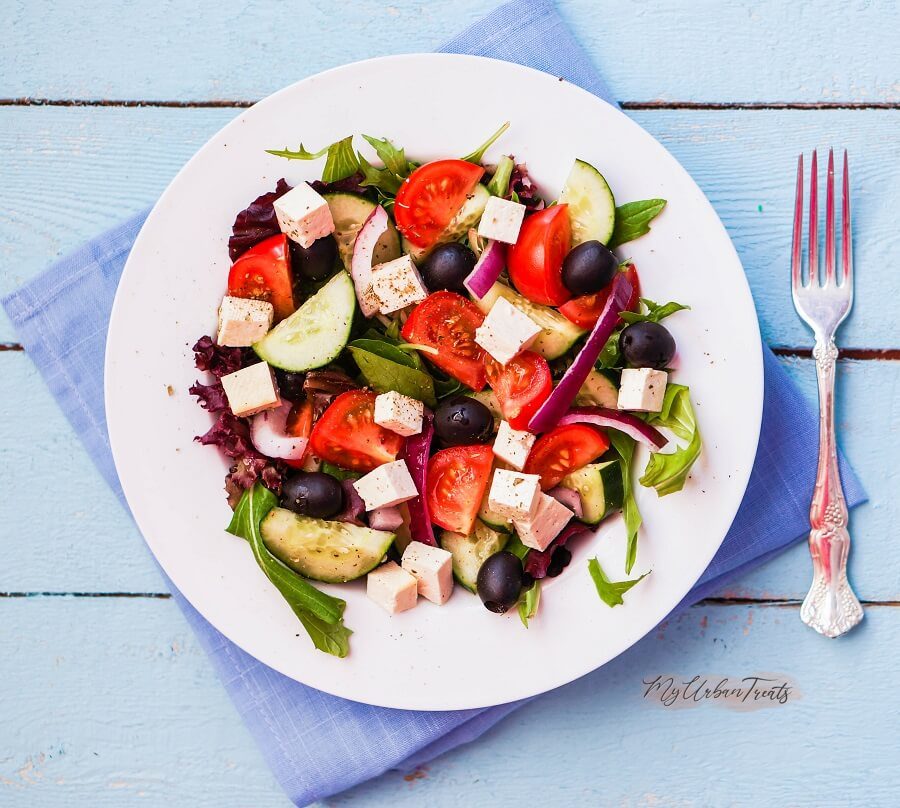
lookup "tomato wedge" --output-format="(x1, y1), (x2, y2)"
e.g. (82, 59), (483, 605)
(282, 398), (315, 469)
(401, 291), (487, 390)
(507, 205), (572, 306)
(227, 233), (295, 322)
(523, 424), (610, 489)
(485, 351), (552, 431)
(394, 159), (485, 249)
(426, 445), (494, 534)
(559, 263), (641, 329)
(309, 390), (405, 472)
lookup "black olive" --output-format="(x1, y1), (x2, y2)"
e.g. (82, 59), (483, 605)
(477, 551), (525, 613)
(281, 471), (344, 519)
(433, 397), (494, 446)
(291, 235), (338, 281)
(273, 370), (306, 402)
(619, 321), (676, 369)
(421, 243), (477, 292)
(561, 240), (618, 295)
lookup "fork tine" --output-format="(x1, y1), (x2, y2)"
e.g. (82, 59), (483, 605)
(809, 150), (819, 286)
(825, 148), (836, 285)
(792, 153), (804, 290)
(842, 150), (853, 288)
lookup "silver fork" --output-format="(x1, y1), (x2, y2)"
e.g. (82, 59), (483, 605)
(791, 148), (863, 638)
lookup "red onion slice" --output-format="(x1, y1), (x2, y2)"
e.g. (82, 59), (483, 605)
(463, 240), (506, 299)
(559, 407), (668, 451)
(249, 400), (308, 460)
(350, 205), (388, 317)
(368, 506), (405, 532)
(528, 273), (633, 432)
(547, 486), (584, 519)
(400, 411), (436, 546)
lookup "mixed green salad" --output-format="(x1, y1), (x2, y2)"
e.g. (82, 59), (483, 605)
(190, 124), (701, 657)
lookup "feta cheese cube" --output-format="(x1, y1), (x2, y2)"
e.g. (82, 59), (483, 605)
(477, 196), (526, 244)
(617, 368), (668, 413)
(273, 182), (334, 248)
(513, 492), (574, 551)
(492, 420), (536, 471)
(374, 391), (424, 437)
(220, 362), (280, 417)
(401, 541), (454, 605)
(474, 297), (542, 365)
(371, 255), (428, 314)
(353, 460), (418, 511)
(216, 296), (274, 347)
(487, 468), (541, 520)
(367, 561), (418, 614)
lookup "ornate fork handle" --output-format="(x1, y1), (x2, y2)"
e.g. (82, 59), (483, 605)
(800, 335), (864, 637)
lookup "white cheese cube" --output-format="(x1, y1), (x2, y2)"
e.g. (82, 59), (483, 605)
(477, 196), (526, 244)
(272, 182), (335, 248)
(492, 420), (536, 471)
(216, 296), (274, 347)
(513, 492), (574, 551)
(474, 297), (542, 365)
(220, 362), (281, 417)
(617, 368), (668, 413)
(371, 255), (428, 314)
(367, 561), (418, 614)
(352, 460), (418, 511)
(487, 468), (541, 520)
(401, 541), (454, 605)
(374, 391), (424, 437)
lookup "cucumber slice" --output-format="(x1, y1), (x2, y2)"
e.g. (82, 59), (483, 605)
(402, 184), (491, 263)
(253, 271), (355, 372)
(477, 487), (512, 534)
(558, 159), (616, 246)
(323, 192), (401, 270)
(473, 282), (585, 359)
(261, 507), (394, 583)
(466, 389), (503, 429)
(575, 369), (619, 409)
(440, 521), (508, 592)
(559, 461), (623, 525)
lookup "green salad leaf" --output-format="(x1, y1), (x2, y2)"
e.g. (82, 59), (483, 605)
(640, 384), (702, 496)
(361, 135), (409, 178)
(608, 431), (643, 574)
(596, 328), (623, 369)
(358, 153), (404, 195)
(461, 121), (510, 164)
(587, 558), (650, 607)
(608, 199), (667, 248)
(264, 143), (330, 161)
(505, 534), (530, 561)
(487, 155), (514, 197)
(348, 341), (437, 406)
(228, 484), (352, 656)
(321, 461), (360, 482)
(518, 581), (541, 628)
(266, 135), (361, 184)
(619, 298), (690, 326)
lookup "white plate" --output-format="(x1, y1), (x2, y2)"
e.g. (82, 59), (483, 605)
(106, 54), (762, 711)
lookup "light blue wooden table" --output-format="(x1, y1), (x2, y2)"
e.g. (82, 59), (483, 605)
(2, 2), (898, 805)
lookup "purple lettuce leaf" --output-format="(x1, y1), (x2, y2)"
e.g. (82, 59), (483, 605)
(228, 178), (292, 261)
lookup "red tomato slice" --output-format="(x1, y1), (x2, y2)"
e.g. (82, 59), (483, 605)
(309, 390), (404, 472)
(227, 233), (295, 322)
(401, 291), (487, 390)
(426, 445), (494, 534)
(523, 424), (610, 489)
(485, 351), (552, 431)
(282, 398), (315, 469)
(394, 160), (485, 248)
(559, 263), (641, 329)
(507, 205), (572, 306)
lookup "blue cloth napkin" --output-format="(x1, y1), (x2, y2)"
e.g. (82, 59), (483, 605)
(3, 0), (866, 804)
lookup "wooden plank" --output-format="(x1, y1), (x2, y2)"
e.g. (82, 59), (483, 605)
(0, 596), (896, 806)
(4, 0), (899, 103)
(0, 348), (895, 600)
(1, 106), (898, 347)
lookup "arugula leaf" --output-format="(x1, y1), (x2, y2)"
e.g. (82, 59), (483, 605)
(587, 558), (650, 607)
(361, 135), (409, 178)
(348, 345), (437, 406)
(358, 153), (404, 196)
(619, 298), (690, 326)
(607, 431), (643, 574)
(640, 385), (702, 496)
(486, 155), (514, 197)
(608, 199), (667, 248)
(264, 143), (330, 160)
(228, 485), (352, 656)
(266, 136), (360, 185)
(518, 581), (541, 628)
(461, 121), (510, 164)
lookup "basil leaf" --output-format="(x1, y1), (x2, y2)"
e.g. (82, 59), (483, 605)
(361, 134), (409, 178)
(349, 346), (437, 406)
(608, 199), (667, 248)
(518, 581), (541, 628)
(461, 121), (510, 164)
(640, 385), (702, 496)
(487, 155), (514, 197)
(587, 558), (650, 607)
(619, 298), (690, 325)
(608, 431), (642, 574)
